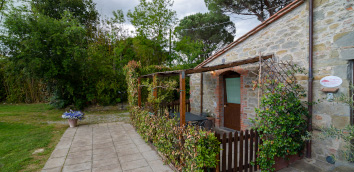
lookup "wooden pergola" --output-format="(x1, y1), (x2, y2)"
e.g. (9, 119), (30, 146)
(138, 54), (273, 126)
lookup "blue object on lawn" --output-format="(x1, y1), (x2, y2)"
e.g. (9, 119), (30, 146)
(62, 110), (85, 120)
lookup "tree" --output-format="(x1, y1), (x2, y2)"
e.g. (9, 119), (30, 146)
(204, 0), (294, 22)
(174, 12), (235, 64)
(127, 0), (177, 45)
(172, 36), (204, 67)
(31, 0), (99, 33)
(0, 0), (13, 23)
(101, 10), (129, 40)
(127, 0), (175, 65)
(0, 2), (91, 107)
(0, 0), (5, 11)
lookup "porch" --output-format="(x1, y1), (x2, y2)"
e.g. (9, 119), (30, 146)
(138, 54), (272, 129)
(136, 55), (273, 172)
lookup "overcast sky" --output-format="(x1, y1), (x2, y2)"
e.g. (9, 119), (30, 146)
(93, 0), (261, 39)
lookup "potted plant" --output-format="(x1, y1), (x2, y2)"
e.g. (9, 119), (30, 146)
(203, 110), (215, 124)
(62, 110), (84, 127)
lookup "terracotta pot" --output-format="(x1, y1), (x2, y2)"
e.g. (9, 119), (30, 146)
(273, 153), (303, 171)
(68, 119), (78, 128)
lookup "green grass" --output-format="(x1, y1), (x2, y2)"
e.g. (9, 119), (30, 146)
(0, 103), (129, 172)
(0, 123), (55, 172)
(0, 104), (64, 124)
(0, 104), (66, 172)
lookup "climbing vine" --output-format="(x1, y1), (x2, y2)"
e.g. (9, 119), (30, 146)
(252, 61), (309, 171)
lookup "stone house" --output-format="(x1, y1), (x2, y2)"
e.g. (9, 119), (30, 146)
(189, 0), (354, 162)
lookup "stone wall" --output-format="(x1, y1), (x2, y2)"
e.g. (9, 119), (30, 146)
(189, 0), (354, 162)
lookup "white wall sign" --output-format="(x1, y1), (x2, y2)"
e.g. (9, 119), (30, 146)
(320, 76), (342, 88)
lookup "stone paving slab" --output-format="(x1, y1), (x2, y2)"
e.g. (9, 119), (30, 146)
(42, 122), (174, 172)
(278, 158), (354, 172)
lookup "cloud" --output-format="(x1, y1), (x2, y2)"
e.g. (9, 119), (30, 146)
(93, 0), (140, 19)
(93, 0), (261, 40)
(173, 0), (209, 19)
(94, 0), (209, 20)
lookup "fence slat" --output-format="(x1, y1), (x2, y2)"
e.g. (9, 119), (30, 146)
(228, 132), (232, 171)
(217, 129), (260, 172)
(245, 130), (249, 172)
(250, 129), (254, 172)
(222, 133), (227, 172)
(239, 131), (243, 172)
(234, 132), (238, 172)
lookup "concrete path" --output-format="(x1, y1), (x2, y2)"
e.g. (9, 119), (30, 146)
(42, 122), (174, 172)
(278, 158), (354, 172)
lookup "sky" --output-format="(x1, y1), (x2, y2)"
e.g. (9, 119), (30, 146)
(93, 0), (261, 39)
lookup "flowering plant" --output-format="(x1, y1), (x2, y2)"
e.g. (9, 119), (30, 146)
(62, 110), (85, 120)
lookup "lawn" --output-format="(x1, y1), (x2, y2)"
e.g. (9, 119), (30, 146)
(0, 103), (129, 172)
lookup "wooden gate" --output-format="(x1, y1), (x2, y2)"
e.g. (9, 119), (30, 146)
(215, 129), (261, 172)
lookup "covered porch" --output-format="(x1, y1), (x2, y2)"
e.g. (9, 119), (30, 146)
(137, 54), (272, 129)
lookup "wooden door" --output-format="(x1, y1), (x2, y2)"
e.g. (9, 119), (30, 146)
(223, 73), (241, 130)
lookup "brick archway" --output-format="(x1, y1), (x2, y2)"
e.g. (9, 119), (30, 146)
(213, 66), (249, 130)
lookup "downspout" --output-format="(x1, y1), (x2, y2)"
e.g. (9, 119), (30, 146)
(307, 0), (314, 158)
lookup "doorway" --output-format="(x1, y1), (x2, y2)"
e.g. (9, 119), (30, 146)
(223, 71), (241, 130)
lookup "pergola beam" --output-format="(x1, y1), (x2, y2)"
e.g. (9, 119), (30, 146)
(139, 54), (273, 79)
(185, 54), (272, 74)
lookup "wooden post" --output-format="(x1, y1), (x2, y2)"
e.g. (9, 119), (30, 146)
(200, 72), (203, 114)
(180, 71), (186, 126)
(138, 77), (142, 107)
(257, 54), (262, 109)
(153, 74), (158, 99)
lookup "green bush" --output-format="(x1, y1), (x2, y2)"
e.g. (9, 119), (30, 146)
(125, 61), (220, 171)
(252, 83), (308, 171)
(131, 107), (220, 172)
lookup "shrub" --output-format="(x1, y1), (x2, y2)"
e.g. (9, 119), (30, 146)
(125, 61), (220, 171)
(130, 107), (220, 171)
(252, 83), (308, 171)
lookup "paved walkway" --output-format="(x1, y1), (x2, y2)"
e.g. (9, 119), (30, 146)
(278, 158), (354, 172)
(42, 122), (174, 172)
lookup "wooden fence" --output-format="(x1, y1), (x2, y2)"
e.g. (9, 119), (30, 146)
(160, 100), (191, 114)
(215, 129), (261, 172)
